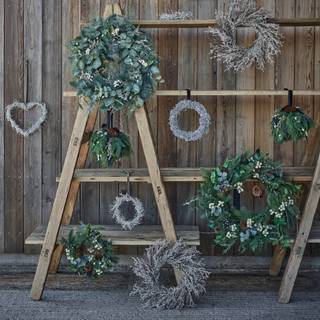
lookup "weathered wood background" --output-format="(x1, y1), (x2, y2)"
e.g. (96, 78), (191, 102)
(0, 0), (320, 258)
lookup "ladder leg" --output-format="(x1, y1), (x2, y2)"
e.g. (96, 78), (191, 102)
(278, 152), (320, 303)
(30, 107), (88, 300)
(49, 108), (99, 274)
(135, 104), (182, 284)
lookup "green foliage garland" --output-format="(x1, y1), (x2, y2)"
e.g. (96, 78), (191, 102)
(61, 222), (118, 280)
(185, 149), (301, 253)
(67, 14), (163, 115)
(88, 128), (133, 169)
(270, 108), (318, 144)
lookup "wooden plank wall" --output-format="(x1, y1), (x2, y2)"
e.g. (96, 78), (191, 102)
(0, 0), (319, 258)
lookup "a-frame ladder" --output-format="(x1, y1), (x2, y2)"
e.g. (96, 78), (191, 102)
(30, 4), (181, 301)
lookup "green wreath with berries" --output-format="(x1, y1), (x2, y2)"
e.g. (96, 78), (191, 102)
(67, 14), (163, 115)
(61, 222), (119, 280)
(270, 106), (318, 144)
(185, 149), (301, 253)
(88, 126), (133, 169)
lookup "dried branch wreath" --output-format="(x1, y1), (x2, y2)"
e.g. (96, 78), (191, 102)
(6, 101), (48, 137)
(109, 193), (145, 230)
(131, 239), (210, 310)
(169, 100), (211, 141)
(206, 0), (283, 72)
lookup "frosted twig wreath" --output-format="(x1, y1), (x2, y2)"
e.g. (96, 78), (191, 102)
(169, 100), (211, 141)
(110, 193), (145, 230)
(131, 238), (210, 310)
(206, 0), (283, 72)
(5, 101), (48, 137)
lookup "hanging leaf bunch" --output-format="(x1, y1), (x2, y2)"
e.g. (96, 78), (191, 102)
(270, 107), (318, 144)
(88, 128), (133, 169)
(185, 149), (301, 253)
(67, 14), (163, 115)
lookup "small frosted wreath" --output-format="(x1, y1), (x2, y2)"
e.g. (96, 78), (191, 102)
(169, 100), (211, 141)
(131, 238), (210, 310)
(109, 193), (145, 230)
(160, 11), (194, 20)
(206, 0), (283, 72)
(6, 101), (48, 137)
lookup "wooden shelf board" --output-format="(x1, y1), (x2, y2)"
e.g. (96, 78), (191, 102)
(288, 222), (320, 243)
(63, 90), (320, 97)
(131, 18), (320, 28)
(56, 167), (315, 183)
(25, 225), (200, 246)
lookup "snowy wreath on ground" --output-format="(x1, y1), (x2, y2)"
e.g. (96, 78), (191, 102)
(169, 100), (211, 141)
(206, 0), (283, 72)
(5, 101), (48, 137)
(61, 222), (118, 281)
(186, 149), (301, 253)
(68, 14), (163, 115)
(131, 238), (210, 310)
(109, 193), (145, 230)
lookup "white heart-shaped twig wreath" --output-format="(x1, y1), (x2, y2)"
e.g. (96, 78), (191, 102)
(5, 101), (48, 137)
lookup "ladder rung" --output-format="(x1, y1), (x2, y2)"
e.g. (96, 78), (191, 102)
(25, 225), (200, 246)
(56, 167), (315, 183)
(288, 222), (320, 243)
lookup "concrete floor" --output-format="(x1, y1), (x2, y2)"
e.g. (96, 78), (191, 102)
(0, 255), (320, 320)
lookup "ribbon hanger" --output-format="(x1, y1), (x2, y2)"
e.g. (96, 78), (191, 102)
(185, 88), (191, 100)
(121, 171), (134, 196)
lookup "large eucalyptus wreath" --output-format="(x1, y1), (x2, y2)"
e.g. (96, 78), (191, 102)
(68, 14), (163, 115)
(186, 149), (301, 253)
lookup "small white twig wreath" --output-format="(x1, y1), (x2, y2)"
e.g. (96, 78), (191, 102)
(206, 0), (284, 72)
(5, 101), (48, 137)
(131, 238), (210, 310)
(109, 193), (145, 230)
(169, 100), (211, 141)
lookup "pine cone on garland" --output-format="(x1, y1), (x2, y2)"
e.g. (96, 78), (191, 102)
(76, 253), (82, 259)
(284, 106), (297, 114)
(252, 186), (263, 197)
(107, 128), (119, 137)
(214, 226), (221, 233)
(84, 265), (92, 272)
(93, 250), (102, 261)
(77, 244), (85, 253)
(240, 220), (248, 231)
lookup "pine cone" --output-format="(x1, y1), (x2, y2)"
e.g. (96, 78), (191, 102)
(107, 128), (119, 137)
(284, 106), (297, 114)
(77, 244), (85, 253)
(240, 220), (248, 231)
(93, 250), (102, 261)
(92, 270), (97, 275)
(214, 226), (221, 233)
(252, 186), (263, 197)
(76, 253), (82, 259)
(84, 265), (92, 272)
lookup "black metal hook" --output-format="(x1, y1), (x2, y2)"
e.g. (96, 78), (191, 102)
(185, 88), (191, 100)
(120, 171), (134, 196)
(284, 88), (293, 106)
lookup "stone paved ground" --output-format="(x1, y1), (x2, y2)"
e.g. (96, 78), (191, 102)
(0, 256), (319, 320)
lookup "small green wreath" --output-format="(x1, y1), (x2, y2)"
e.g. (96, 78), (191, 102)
(185, 149), (301, 253)
(271, 107), (318, 144)
(61, 222), (118, 280)
(88, 126), (133, 169)
(67, 14), (163, 115)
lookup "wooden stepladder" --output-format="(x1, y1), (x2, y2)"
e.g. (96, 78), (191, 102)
(29, 4), (183, 301)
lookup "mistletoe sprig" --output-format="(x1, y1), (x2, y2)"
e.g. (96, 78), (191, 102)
(61, 222), (118, 281)
(88, 128), (133, 169)
(186, 149), (301, 253)
(67, 14), (163, 115)
(271, 108), (318, 144)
